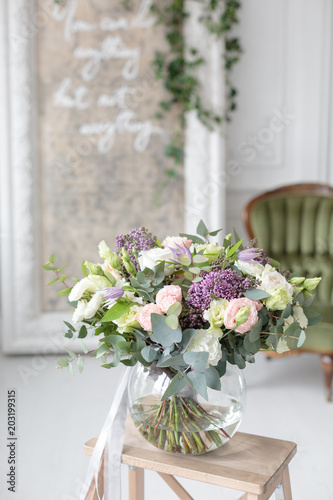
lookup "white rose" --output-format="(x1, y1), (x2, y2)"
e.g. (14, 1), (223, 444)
(68, 275), (110, 302)
(84, 291), (105, 319)
(138, 247), (174, 274)
(293, 305), (308, 329)
(276, 338), (290, 354)
(72, 299), (88, 323)
(260, 264), (294, 294)
(187, 330), (222, 367)
(235, 260), (265, 278)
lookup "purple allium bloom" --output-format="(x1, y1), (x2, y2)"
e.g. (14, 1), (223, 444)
(101, 287), (124, 308)
(115, 227), (158, 272)
(185, 269), (254, 328)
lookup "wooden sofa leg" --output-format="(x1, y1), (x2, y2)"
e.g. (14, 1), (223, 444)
(321, 355), (333, 402)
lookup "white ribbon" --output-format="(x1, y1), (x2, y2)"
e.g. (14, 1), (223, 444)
(80, 366), (132, 500)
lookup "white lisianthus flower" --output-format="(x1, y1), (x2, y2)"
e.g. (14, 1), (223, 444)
(276, 338), (290, 354)
(207, 327), (223, 339)
(203, 299), (229, 328)
(114, 304), (143, 333)
(138, 247), (174, 275)
(84, 291), (105, 319)
(69, 275), (110, 302)
(293, 305), (308, 329)
(187, 330), (222, 367)
(234, 260), (265, 278)
(260, 264), (294, 294)
(72, 299), (88, 323)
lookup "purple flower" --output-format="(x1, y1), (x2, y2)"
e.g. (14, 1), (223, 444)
(101, 287), (124, 308)
(185, 269), (254, 328)
(116, 227), (158, 273)
(167, 241), (192, 264)
(238, 248), (262, 263)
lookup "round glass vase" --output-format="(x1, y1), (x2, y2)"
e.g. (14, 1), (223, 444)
(128, 362), (246, 455)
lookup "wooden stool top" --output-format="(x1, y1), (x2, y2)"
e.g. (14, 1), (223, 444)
(83, 416), (296, 496)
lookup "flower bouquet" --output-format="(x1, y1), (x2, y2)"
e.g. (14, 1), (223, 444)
(44, 221), (321, 455)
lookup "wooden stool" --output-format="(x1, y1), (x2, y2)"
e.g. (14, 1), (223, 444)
(83, 417), (296, 500)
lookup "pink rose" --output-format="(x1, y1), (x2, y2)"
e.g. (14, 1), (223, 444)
(224, 298), (262, 334)
(162, 236), (192, 250)
(156, 285), (182, 313)
(135, 303), (163, 331)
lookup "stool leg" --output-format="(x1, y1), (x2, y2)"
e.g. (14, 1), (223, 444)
(85, 456), (104, 500)
(281, 466), (292, 500)
(129, 466), (144, 500)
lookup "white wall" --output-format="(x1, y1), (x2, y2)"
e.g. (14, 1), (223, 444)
(225, 0), (333, 235)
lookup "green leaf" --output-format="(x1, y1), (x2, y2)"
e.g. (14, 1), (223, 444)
(157, 354), (185, 368)
(103, 334), (125, 350)
(189, 266), (201, 275)
(244, 289), (271, 300)
(78, 325), (88, 339)
(215, 359), (227, 377)
(227, 239), (244, 258)
(179, 329), (197, 351)
(59, 274), (67, 283)
(81, 260), (88, 277)
(49, 254), (56, 264)
(96, 344), (110, 358)
(65, 347), (77, 359)
(100, 302), (131, 323)
(183, 352), (208, 372)
(151, 314), (182, 347)
(196, 220), (209, 238)
(161, 372), (186, 400)
(41, 264), (53, 271)
(233, 228), (244, 250)
(243, 334), (261, 354)
(121, 357), (137, 367)
(233, 353), (246, 369)
(303, 308), (322, 326)
(64, 330), (73, 339)
(193, 254), (209, 264)
(67, 363), (74, 376)
(179, 257), (191, 266)
(58, 287), (72, 297)
(186, 371), (208, 400)
(297, 330), (306, 348)
(57, 358), (69, 367)
(208, 228), (223, 237)
(102, 352), (121, 368)
(77, 356), (85, 373)
(167, 302), (182, 317)
(80, 340), (88, 353)
(48, 278), (59, 286)
(204, 366), (221, 390)
(141, 346), (158, 362)
(64, 321), (75, 332)
(249, 319), (263, 342)
(281, 303), (292, 319)
(165, 314), (179, 329)
(184, 271), (193, 280)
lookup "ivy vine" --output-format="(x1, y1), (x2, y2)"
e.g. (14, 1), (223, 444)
(149, 0), (242, 173)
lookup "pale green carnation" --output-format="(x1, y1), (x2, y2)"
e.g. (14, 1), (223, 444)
(264, 285), (293, 310)
(186, 329), (222, 367)
(203, 299), (229, 328)
(114, 304), (143, 333)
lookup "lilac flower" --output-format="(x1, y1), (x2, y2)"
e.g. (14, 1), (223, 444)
(116, 227), (158, 273)
(101, 287), (124, 308)
(185, 269), (254, 328)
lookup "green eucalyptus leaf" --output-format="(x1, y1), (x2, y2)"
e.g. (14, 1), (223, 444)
(67, 363), (74, 376)
(96, 344), (110, 358)
(297, 330), (306, 348)
(80, 340), (88, 354)
(186, 371), (208, 400)
(179, 233), (205, 244)
(57, 358), (70, 367)
(161, 372), (186, 400)
(215, 359), (227, 377)
(167, 302), (182, 317)
(303, 308), (322, 326)
(192, 254), (209, 264)
(233, 353), (246, 369)
(77, 356), (85, 373)
(151, 314), (182, 347)
(65, 347), (77, 359)
(141, 346), (158, 363)
(204, 366), (221, 390)
(165, 314), (179, 330)
(179, 257), (191, 267)
(249, 319), (263, 342)
(244, 289), (271, 300)
(183, 351), (208, 372)
(78, 325), (88, 339)
(196, 220), (209, 238)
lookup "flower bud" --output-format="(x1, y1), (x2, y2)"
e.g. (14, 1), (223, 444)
(84, 261), (104, 276)
(289, 276), (305, 285)
(98, 240), (123, 271)
(235, 305), (250, 326)
(303, 277), (321, 291)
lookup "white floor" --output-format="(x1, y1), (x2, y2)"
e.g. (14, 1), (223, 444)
(0, 351), (332, 500)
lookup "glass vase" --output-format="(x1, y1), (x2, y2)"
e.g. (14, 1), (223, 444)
(128, 362), (246, 455)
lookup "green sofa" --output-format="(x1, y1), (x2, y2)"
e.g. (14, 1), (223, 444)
(243, 183), (333, 400)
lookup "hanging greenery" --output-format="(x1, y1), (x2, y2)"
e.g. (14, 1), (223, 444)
(149, 0), (242, 173)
